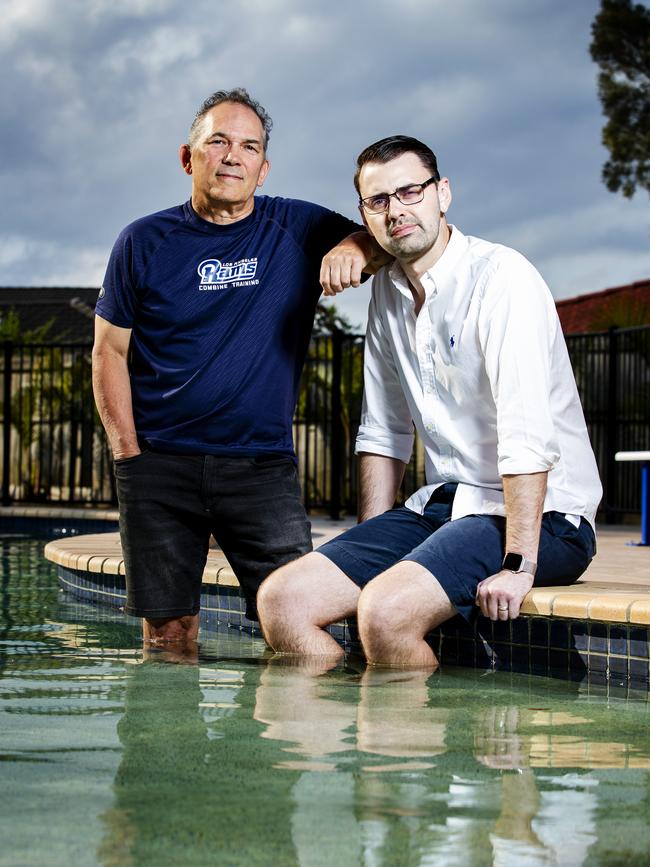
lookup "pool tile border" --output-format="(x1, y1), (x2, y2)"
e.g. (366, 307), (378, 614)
(52, 559), (650, 691)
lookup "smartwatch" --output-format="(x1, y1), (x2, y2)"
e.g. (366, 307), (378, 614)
(502, 552), (537, 576)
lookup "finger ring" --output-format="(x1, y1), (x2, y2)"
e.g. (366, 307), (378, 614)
(497, 604), (509, 611)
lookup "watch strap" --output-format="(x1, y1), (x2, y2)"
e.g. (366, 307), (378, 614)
(502, 552), (537, 576)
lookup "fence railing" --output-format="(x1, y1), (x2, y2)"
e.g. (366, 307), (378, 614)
(566, 325), (650, 523)
(2, 324), (649, 520)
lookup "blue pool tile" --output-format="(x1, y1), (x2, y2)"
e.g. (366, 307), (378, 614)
(589, 653), (608, 675)
(530, 618), (549, 646)
(589, 623), (608, 655)
(491, 620), (511, 643)
(568, 651), (588, 676)
(609, 626), (628, 656)
(549, 649), (568, 674)
(629, 628), (649, 659)
(457, 640), (476, 666)
(511, 618), (529, 645)
(492, 643), (511, 668)
(608, 655), (628, 680)
(511, 643), (531, 669)
(629, 658), (649, 685)
(550, 620), (569, 649)
(570, 623), (589, 653)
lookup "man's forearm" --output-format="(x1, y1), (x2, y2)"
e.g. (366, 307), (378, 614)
(502, 472), (548, 563)
(320, 232), (393, 295)
(92, 347), (140, 460)
(345, 231), (393, 276)
(358, 453), (406, 522)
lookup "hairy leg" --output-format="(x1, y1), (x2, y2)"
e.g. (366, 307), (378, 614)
(144, 613), (199, 645)
(257, 552), (360, 659)
(357, 561), (456, 668)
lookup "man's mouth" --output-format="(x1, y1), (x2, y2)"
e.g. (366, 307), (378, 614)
(217, 172), (243, 181)
(390, 222), (418, 238)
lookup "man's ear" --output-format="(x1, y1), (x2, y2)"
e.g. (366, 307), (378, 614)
(438, 177), (452, 215)
(179, 144), (192, 175)
(256, 159), (271, 188)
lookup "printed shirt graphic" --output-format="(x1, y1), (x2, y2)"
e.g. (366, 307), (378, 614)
(96, 196), (361, 455)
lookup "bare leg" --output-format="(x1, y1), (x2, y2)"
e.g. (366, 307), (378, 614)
(143, 614), (199, 663)
(357, 561), (456, 668)
(257, 552), (360, 659)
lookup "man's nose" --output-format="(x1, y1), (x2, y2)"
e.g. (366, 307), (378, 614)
(386, 193), (406, 220)
(222, 146), (241, 164)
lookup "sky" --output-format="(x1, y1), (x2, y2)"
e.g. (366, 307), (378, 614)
(2, 0), (649, 329)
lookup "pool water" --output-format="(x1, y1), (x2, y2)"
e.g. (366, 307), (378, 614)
(2, 537), (650, 866)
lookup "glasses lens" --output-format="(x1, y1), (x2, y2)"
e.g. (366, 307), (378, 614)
(364, 194), (389, 213)
(396, 185), (423, 204)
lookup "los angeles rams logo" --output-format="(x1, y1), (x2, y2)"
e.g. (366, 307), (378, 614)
(197, 257), (258, 289)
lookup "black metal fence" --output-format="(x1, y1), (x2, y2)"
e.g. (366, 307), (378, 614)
(2, 324), (649, 520)
(566, 325), (650, 523)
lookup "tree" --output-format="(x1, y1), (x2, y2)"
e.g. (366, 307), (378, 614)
(590, 0), (650, 198)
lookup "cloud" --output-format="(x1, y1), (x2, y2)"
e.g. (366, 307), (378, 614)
(1, 0), (647, 334)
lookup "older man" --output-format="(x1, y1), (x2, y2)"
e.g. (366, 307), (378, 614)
(92, 88), (385, 648)
(258, 135), (602, 667)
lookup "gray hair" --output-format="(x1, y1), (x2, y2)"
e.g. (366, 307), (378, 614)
(188, 88), (273, 152)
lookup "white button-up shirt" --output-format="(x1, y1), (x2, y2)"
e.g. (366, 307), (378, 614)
(355, 225), (602, 528)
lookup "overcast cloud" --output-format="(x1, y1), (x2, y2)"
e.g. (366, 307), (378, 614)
(1, 0), (649, 327)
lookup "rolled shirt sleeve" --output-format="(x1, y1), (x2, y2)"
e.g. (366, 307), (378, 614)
(478, 251), (561, 476)
(355, 289), (414, 463)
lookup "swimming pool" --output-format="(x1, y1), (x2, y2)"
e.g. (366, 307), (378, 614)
(2, 536), (650, 866)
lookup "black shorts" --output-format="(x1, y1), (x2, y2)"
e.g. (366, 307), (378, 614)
(113, 451), (312, 621)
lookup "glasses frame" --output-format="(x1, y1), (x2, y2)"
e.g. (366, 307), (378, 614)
(359, 175), (439, 214)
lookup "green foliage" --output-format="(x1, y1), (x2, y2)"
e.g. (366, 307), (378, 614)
(590, 0), (650, 198)
(0, 307), (57, 343)
(313, 302), (359, 336)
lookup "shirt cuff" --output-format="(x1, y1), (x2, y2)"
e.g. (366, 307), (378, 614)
(355, 425), (414, 463)
(497, 453), (558, 475)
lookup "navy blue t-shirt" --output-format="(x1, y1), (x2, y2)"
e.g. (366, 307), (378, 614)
(96, 196), (361, 456)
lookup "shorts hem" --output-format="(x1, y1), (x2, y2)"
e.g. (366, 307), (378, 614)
(124, 605), (201, 619)
(317, 542), (373, 587)
(400, 555), (475, 622)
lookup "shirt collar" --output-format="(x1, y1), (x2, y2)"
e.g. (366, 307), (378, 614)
(388, 224), (469, 300)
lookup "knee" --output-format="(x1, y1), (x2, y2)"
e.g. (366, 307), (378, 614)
(357, 584), (407, 653)
(257, 557), (309, 638)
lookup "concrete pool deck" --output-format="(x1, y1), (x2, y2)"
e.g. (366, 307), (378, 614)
(36, 514), (650, 627)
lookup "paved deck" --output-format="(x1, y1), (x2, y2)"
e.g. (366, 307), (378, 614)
(42, 519), (650, 627)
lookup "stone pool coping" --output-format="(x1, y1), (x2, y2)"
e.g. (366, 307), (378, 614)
(41, 522), (650, 627)
(2, 506), (642, 686)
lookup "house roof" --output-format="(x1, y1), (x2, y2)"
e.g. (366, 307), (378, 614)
(556, 279), (650, 334)
(0, 287), (99, 342)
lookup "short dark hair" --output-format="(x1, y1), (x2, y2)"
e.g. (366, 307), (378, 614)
(354, 135), (440, 195)
(189, 87), (273, 152)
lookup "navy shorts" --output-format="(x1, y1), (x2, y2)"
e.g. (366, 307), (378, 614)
(114, 451), (312, 621)
(317, 484), (596, 621)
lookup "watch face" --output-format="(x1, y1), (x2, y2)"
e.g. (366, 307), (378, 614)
(503, 552), (524, 572)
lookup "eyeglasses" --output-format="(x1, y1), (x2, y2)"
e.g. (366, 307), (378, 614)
(359, 176), (439, 214)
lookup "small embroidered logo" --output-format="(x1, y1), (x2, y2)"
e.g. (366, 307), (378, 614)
(449, 335), (455, 348)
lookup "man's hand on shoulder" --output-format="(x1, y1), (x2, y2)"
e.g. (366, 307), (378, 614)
(475, 569), (535, 621)
(320, 231), (392, 296)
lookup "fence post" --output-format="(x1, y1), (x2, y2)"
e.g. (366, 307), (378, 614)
(2, 343), (12, 505)
(329, 329), (343, 521)
(605, 326), (619, 524)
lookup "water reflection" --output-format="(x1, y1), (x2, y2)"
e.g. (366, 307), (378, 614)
(99, 657), (305, 865)
(4, 539), (650, 866)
